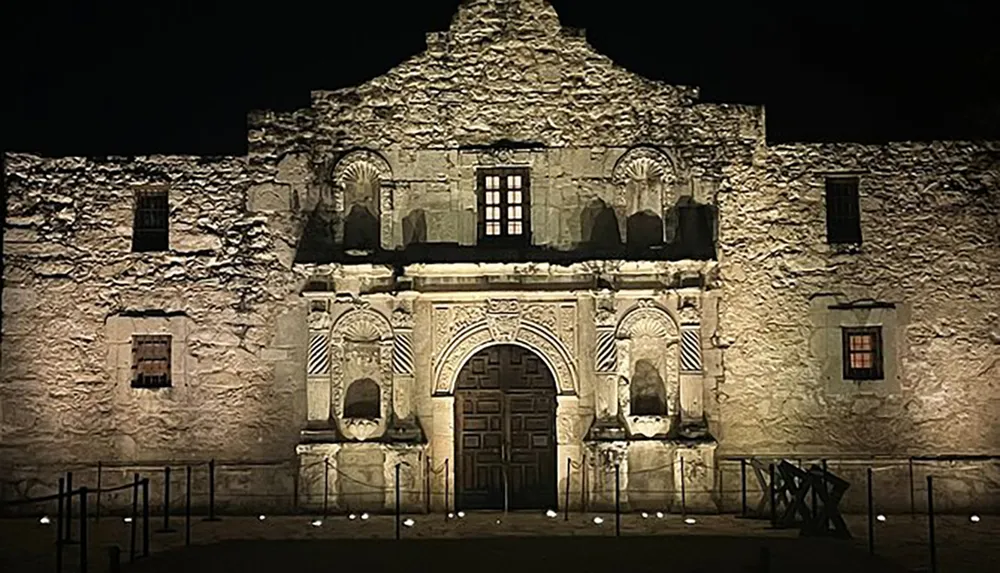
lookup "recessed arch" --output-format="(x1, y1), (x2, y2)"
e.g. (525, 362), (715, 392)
(434, 321), (578, 396)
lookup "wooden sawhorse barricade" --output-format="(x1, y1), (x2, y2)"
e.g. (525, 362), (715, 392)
(747, 458), (851, 539)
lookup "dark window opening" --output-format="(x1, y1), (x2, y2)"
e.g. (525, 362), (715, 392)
(841, 326), (884, 381)
(478, 168), (531, 246)
(131, 334), (172, 388)
(344, 378), (381, 419)
(826, 177), (862, 244)
(343, 205), (380, 253)
(132, 189), (169, 252)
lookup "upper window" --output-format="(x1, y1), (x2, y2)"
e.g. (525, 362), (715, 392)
(478, 168), (530, 246)
(131, 335), (172, 388)
(841, 326), (883, 381)
(132, 188), (169, 252)
(825, 177), (862, 245)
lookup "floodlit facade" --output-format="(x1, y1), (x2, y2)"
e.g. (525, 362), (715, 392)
(3, 0), (999, 514)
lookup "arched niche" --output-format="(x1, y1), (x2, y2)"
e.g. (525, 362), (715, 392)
(344, 378), (381, 419)
(611, 146), (677, 250)
(330, 308), (394, 441)
(614, 301), (680, 435)
(331, 150), (394, 252)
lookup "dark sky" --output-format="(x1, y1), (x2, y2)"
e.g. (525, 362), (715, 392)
(4, 0), (999, 156)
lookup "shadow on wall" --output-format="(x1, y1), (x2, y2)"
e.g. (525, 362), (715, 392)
(295, 205), (337, 264)
(344, 205), (379, 254)
(403, 209), (428, 247)
(581, 199), (622, 249)
(665, 196), (717, 260)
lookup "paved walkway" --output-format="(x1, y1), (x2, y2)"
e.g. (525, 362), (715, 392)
(1, 512), (995, 573)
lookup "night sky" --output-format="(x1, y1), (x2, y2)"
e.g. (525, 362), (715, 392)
(4, 0), (999, 156)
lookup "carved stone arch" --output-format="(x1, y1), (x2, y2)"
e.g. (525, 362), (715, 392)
(615, 301), (680, 430)
(612, 146), (678, 248)
(434, 321), (578, 396)
(329, 308), (394, 440)
(331, 149), (395, 250)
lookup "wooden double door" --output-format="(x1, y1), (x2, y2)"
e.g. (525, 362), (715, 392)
(455, 345), (557, 511)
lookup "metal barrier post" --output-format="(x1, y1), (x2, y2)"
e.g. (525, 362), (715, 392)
(56, 478), (64, 573)
(821, 460), (829, 531)
(680, 456), (687, 517)
(908, 458), (915, 516)
(740, 459), (747, 517)
(159, 466), (174, 533)
(95, 462), (102, 524)
(322, 458), (329, 519)
(185, 466), (192, 547)
(768, 463), (776, 527)
(867, 468), (874, 555)
(129, 474), (138, 563)
(205, 459), (220, 521)
(107, 546), (121, 573)
(614, 462), (621, 538)
(142, 478), (150, 558)
(564, 457), (571, 521)
(395, 463), (401, 540)
(444, 459), (450, 517)
(79, 487), (88, 573)
(65, 471), (74, 543)
(927, 476), (937, 573)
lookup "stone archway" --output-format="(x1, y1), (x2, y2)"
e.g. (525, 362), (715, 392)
(454, 344), (557, 511)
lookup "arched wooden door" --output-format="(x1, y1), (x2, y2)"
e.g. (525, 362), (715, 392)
(455, 345), (557, 511)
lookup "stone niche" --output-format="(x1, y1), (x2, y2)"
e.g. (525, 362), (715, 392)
(329, 305), (395, 441)
(616, 300), (680, 438)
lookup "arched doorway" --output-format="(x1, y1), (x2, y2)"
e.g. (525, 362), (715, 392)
(454, 345), (557, 511)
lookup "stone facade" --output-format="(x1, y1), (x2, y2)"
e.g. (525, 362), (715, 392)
(3, 0), (999, 515)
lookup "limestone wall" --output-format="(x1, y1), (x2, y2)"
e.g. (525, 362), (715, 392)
(715, 141), (1000, 457)
(1, 154), (309, 475)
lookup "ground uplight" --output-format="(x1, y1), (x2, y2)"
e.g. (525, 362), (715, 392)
(361, 513), (370, 520)
(457, 511), (466, 518)
(593, 516), (604, 525)
(546, 509), (558, 518)
(641, 512), (649, 519)
(39, 516), (51, 525)
(970, 515), (981, 523)
(311, 519), (323, 527)
(348, 513), (357, 520)
(656, 512), (664, 519)
(876, 514), (886, 523)
(403, 518), (415, 527)
(258, 515), (266, 521)
(123, 517), (133, 524)
(684, 517), (697, 525)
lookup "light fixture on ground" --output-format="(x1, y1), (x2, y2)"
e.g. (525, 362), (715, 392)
(656, 512), (664, 519)
(348, 513), (357, 520)
(641, 512), (649, 519)
(970, 515), (981, 523)
(457, 511), (466, 518)
(495, 519), (502, 525)
(258, 514), (266, 521)
(39, 516), (51, 525)
(684, 517), (697, 525)
(123, 517), (133, 524)
(593, 516), (604, 525)
(447, 512), (455, 519)
(546, 509), (557, 518)
(403, 518), (415, 528)
(876, 514), (886, 523)
(311, 519), (323, 527)
(360, 513), (370, 520)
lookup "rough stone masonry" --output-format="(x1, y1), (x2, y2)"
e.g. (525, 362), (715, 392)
(2, 0), (999, 515)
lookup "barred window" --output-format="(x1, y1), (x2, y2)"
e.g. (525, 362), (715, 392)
(132, 188), (169, 252)
(842, 326), (883, 381)
(478, 168), (530, 246)
(825, 177), (862, 244)
(131, 335), (172, 388)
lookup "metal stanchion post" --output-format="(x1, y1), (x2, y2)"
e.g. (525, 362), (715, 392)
(323, 458), (329, 519)
(395, 463), (401, 540)
(680, 456), (687, 518)
(614, 462), (621, 538)
(867, 468), (874, 555)
(205, 460), (220, 521)
(56, 478), (64, 573)
(142, 479), (150, 558)
(444, 459), (450, 517)
(65, 471), (74, 544)
(79, 487), (88, 573)
(740, 459), (747, 517)
(768, 463), (776, 527)
(564, 457), (571, 521)
(129, 474), (138, 563)
(185, 466), (192, 547)
(159, 466), (174, 533)
(909, 458), (915, 516)
(927, 476), (937, 573)
(96, 462), (102, 524)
